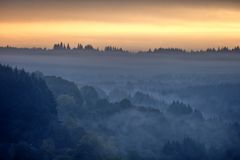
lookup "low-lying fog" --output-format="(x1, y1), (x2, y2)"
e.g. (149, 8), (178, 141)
(1, 51), (240, 159)
(1, 52), (240, 81)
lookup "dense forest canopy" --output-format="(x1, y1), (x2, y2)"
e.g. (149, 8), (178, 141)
(0, 65), (57, 144)
(1, 62), (240, 160)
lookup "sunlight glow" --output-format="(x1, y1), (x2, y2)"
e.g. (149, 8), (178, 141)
(1, 21), (240, 36)
(1, 5), (240, 50)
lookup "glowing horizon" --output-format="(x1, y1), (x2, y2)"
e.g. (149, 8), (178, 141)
(1, 0), (240, 51)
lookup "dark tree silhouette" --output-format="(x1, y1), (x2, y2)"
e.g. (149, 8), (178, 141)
(0, 64), (57, 145)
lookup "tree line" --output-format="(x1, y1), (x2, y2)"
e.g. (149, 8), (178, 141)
(0, 43), (240, 54)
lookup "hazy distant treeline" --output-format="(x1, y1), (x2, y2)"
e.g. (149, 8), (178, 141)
(1, 43), (240, 54)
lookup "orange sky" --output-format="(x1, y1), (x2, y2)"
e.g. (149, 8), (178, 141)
(0, 0), (240, 51)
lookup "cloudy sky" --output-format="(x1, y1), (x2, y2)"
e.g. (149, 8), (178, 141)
(0, 0), (240, 50)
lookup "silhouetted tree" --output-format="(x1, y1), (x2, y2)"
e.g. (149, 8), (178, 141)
(67, 43), (71, 50)
(77, 43), (83, 50)
(84, 44), (94, 50)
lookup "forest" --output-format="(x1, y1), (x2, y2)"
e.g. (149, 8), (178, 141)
(1, 44), (240, 54)
(1, 63), (240, 160)
(1, 0), (240, 159)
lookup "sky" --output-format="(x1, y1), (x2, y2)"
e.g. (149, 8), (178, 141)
(0, 0), (240, 51)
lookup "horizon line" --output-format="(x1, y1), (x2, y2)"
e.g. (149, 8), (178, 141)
(1, 43), (240, 53)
